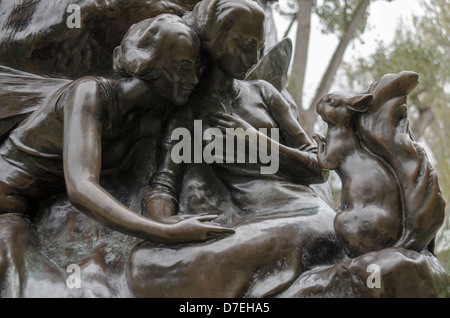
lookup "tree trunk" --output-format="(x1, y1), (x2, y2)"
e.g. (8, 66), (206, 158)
(283, 14), (297, 38)
(302, 0), (371, 135)
(287, 0), (313, 115)
(411, 107), (435, 140)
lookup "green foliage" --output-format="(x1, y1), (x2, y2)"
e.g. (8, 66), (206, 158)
(274, 0), (300, 18)
(340, 0), (449, 133)
(314, 0), (370, 40)
(275, 0), (379, 40)
(342, 3), (449, 107)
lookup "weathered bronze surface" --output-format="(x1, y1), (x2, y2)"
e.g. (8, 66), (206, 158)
(314, 93), (403, 258)
(0, 0), (448, 298)
(314, 70), (445, 259)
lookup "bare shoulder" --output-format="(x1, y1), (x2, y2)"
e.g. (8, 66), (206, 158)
(240, 79), (279, 96)
(65, 76), (111, 115)
(70, 76), (105, 92)
(241, 79), (290, 115)
(240, 80), (286, 107)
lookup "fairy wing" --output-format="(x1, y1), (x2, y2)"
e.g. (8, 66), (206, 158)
(245, 37), (292, 92)
(245, 38), (298, 119)
(0, 66), (70, 136)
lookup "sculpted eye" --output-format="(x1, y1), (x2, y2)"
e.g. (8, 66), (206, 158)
(259, 43), (265, 53)
(238, 38), (257, 50)
(173, 60), (194, 73)
(240, 41), (251, 50)
(177, 60), (193, 68)
(327, 98), (335, 104)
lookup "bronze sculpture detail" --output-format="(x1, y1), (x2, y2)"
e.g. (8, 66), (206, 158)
(0, 14), (232, 243)
(313, 93), (402, 258)
(0, 0), (447, 298)
(314, 71), (445, 258)
(357, 71), (445, 252)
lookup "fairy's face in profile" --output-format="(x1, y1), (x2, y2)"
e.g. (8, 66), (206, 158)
(214, 10), (265, 80)
(150, 32), (200, 105)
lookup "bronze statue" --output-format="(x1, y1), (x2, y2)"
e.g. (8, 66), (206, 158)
(313, 71), (445, 258)
(144, 0), (331, 222)
(313, 93), (402, 257)
(357, 71), (445, 252)
(0, 14), (233, 246)
(0, 0), (281, 78)
(127, 0), (344, 298)
(0, 0), (448, 298)
(277, 71), (448, 297)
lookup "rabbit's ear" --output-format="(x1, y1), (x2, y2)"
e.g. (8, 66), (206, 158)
(346, 94), (373, 113)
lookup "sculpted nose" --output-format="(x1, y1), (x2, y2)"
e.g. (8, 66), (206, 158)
(248, 48), (259, 66)
(192, 71), (199, 86)
(185, 68), (199, 88)
(243, 48), (259, 68)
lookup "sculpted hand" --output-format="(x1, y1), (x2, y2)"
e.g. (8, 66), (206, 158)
(312, 133), (326, 153)
(161, 214), (235, 244)
(210, 113), (258, 155)
(312, 133), (332, 172)
(142, 190), (234, 244)
(210, 112), (254, 131)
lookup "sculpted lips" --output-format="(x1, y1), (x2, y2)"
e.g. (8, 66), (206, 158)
(237, 64), (253, 78)
(241, 62), (256, 75)
(181, 84), (195, 96)
(244, 63), (253, 71)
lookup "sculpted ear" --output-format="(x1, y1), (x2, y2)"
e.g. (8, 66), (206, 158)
(346, 94), (373, 113)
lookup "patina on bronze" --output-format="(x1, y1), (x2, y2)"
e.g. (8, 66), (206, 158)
(127, 0), (343, 298)
(0, 0), (447, 298)
(144, 0), (330, 222)
(314, 71), (445, 258)
(313, 93), (403, 258)
(0, 14), (238, 297)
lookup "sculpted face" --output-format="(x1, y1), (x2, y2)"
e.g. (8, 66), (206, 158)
(217, 11), (265, 80)
(114, 15), (201, 105)
(151, 32), (200, 105)
(316, 93), (373, 126)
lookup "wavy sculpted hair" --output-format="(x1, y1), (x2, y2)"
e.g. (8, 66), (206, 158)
(184, 0), (265, 60)
(113, 14), (200, 81)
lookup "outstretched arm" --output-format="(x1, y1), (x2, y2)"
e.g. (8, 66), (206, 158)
(210, 82), (327, 184)
(212, 112), (326, 184)
(63, 79), (233, 243)
(261, 82), (328, 183)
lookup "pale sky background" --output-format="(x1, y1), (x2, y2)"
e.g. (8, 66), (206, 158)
(273, 0), (424, 107)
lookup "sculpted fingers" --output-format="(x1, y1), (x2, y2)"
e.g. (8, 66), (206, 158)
(312, 133), (325, 143)
(192, 215), (234, 234)
(164, 215), (235, 244)
(194, 214), (219, 222)
(210, 116), (233, 130)
(211, 113), (250, 130)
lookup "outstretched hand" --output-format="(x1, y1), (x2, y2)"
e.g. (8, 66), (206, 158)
(161, 214), (235, 244)
(142, 193), (234, 244)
